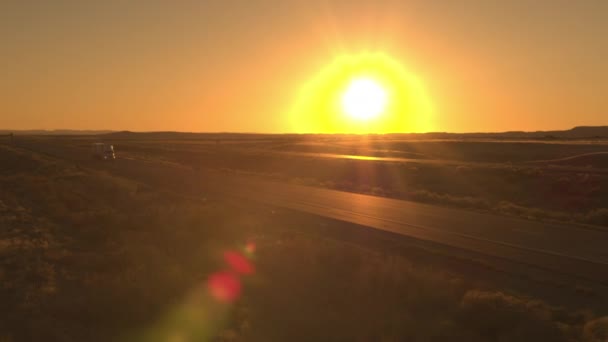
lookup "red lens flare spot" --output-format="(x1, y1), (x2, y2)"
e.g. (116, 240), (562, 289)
(224, 250), (255, 275)
(207, 271), (241, 302)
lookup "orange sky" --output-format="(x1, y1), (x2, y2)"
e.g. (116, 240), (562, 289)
(1, 1), (606, 133)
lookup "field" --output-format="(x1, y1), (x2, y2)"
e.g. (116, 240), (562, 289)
(108, 133), (608, 227)
(2, 135), (608, 341)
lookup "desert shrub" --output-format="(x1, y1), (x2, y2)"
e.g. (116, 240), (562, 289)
(292, 177), (317, 186)
(336, 180), (354, 191)
(584, 208), (608, 226)
(583, 316), (608, 342)
(494, 201), (572, 222)
(458, 290), (571, 341)
(321, 180), (335, 189)
(234, 236), (593, 342)
(456, 165), (472, 172)
(370, 186), (386, 196)
(0, 146), (46, 174)
(409, 190), (492, 210)
(241, 237), (466, 341)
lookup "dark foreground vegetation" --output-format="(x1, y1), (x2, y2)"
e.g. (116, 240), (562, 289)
(1, 143), (608, 341)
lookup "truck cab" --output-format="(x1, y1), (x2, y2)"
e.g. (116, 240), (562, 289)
(92, 143), (115, 160)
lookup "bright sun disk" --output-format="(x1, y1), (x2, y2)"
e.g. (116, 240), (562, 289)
(341, 78), (388, 120)
(290, 53), (433, 133)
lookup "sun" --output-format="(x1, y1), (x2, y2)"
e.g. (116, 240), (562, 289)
(341, 78), (388, 121)
(290, 53), (433, 133)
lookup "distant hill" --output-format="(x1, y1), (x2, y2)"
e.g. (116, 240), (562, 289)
(102, 131), (278, 140)
(2, 126), (607, 139)
(103, 126), (608, 140)
(0, 129), (114, 135)
(560, 126), (608, 138)
(395, 126), (608, 140)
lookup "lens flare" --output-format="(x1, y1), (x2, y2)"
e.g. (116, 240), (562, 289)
(245, 241), (256, 255)
(223, 250), (255, 275)
(207, 271), (241, 302)
(134, 241), (258, 341)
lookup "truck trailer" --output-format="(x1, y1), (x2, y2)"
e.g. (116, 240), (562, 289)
(92, 143), (115, 160)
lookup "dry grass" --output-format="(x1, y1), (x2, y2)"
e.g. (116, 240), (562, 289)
(232, 235), (599, 341)
(0, 144), (606, 341)
(0, 146), (246, 340)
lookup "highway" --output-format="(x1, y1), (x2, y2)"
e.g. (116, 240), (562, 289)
(14, 138), (608, 286)
(224, 175), (608, 284)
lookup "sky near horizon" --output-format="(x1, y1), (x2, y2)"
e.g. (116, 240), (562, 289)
(1, 1), (606, 133)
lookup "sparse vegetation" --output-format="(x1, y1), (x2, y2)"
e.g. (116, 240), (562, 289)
(0, 145), (247, 340)
(1, 141), (607, 341)
(235, 234), (599, 341)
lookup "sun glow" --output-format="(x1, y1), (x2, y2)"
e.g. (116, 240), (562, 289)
(341, 78), (388, 121)
(290, 53), (433, 133)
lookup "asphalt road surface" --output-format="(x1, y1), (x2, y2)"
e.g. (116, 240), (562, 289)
(14, 138), (608, 286)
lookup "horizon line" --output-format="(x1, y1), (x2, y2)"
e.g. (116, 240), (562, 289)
(1, 125), (607, 136)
